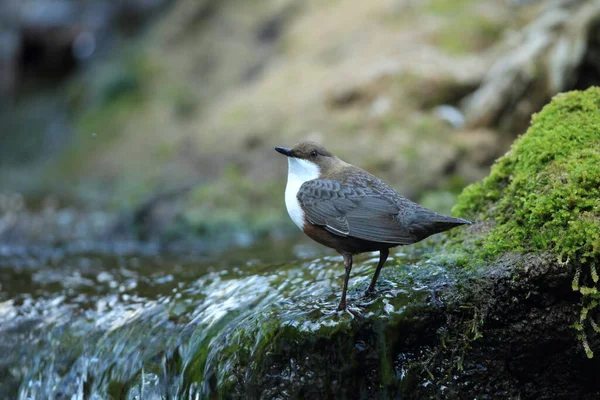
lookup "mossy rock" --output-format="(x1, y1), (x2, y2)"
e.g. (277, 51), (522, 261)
(191, 88), (600, 398)
(453, 88), (600, 263)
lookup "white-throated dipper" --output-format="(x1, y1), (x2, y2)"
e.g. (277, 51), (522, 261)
(275, 141), (472, 311)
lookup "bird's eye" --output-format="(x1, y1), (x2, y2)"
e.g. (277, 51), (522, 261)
(310, 150), (318, 157)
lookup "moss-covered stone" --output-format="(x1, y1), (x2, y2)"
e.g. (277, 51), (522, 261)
(453, 88), (600, 263)
(195, 89), (600, 397)
(450, 88), (600, 358)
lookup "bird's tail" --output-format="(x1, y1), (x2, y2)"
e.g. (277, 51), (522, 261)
(434, 214), (473, 227)
(407, 209), (473, 241)
(433, 215), (472, 233)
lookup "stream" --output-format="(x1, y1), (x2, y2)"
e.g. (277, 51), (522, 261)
(0, 237), (448, 399)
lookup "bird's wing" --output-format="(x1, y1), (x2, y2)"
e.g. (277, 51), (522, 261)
(297, 179), (417, 244)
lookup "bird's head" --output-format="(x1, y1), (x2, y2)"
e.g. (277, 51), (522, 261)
(275, 141), (341, 178)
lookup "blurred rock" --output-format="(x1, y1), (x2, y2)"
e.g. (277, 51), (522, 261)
(433, 104), (465, 128)
(407, 74), (480, 110)
(0, 0), (168, 98)
(327, 84), (368, 108)
(0, 30), (19, 101)
(369, 96), (392, 117)
(463, 0), (600, 134)
(455, 128), (502, 167)
(117, 0), (170, 31)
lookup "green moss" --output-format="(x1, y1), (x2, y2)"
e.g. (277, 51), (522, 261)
(450, 89), (600, 358)
(453, 88), (600, 263)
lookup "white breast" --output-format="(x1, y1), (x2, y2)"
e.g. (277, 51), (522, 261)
(284, 158), (320, 230)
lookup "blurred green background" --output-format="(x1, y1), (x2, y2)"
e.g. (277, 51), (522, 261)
(1, 0), (598, 250)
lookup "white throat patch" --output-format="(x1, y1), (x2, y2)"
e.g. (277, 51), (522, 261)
(284, 158), (320, 230)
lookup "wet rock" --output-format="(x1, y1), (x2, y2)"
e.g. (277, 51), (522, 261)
(201, 88), (600, 398)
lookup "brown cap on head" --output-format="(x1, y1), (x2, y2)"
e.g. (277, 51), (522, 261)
(275, 141), (334, 159)
(275, 141), (342, 174)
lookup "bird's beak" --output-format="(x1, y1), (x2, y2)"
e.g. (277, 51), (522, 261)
(274, 146), (294, 157)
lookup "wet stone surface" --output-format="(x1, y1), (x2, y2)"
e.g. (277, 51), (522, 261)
(2, 240), (597, 398)
(0, 240), (447, 399)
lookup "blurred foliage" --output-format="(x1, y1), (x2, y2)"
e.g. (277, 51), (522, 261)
(0, 0), (529, 243)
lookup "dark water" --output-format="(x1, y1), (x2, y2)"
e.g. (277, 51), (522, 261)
(0, 238), (445, 399)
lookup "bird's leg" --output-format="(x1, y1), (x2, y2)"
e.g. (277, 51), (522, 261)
(366, 248), (389, 295)
(336, 253), (353, 311)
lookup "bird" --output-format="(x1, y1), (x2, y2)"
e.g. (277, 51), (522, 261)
(275, 141), (472, 311)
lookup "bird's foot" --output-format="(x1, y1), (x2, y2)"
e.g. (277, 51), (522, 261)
(345, 306), (363, 319)
(363, 287), (377, 298)
(328, 302), (363, 318)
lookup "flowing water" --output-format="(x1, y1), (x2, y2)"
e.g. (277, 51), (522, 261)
(0, 237), (450, 399)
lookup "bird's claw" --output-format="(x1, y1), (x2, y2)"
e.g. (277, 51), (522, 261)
(344, 305), (363, 318)
(325, 303), (364, 318)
